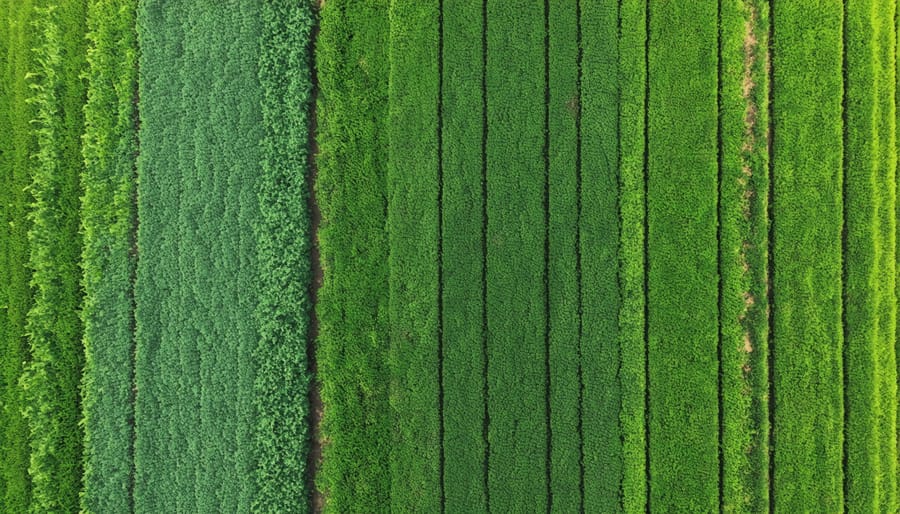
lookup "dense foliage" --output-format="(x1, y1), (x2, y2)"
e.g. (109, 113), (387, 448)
(0, 2), (899, 513)
(253, 1), (316, 512)
(315, 1), (391, 512)
(21, 0), (87, 510)
(771, 2), (845, 510)
(0, 0), (36, 510)
(79, 0), (139, 511)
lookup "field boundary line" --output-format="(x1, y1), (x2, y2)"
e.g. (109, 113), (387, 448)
(716, 0), (725, 510)
(575, 0), (586, 511)
(766, 1), (776, 510)
(481, 0), (491, 509)
(543, 0), (553, 510)
(437, 0), (446, 511)
(642, 0), (651, 507)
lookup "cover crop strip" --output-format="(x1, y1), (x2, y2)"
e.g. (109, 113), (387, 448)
(137, 2), (275, 510)
(22, 0), (88, 510)
(874, 0), (899, 509)
(485, 0), (549, 510)
(176, 9), (207, 511)
(771, 1), (844, 510)
(254, 0), (315, 511)
(580, 0), (623, 510)
(646, 0), (720, 511)
(79, 0), (138, 511)
(718, 0), (771, 511)
(617, 0), (647, 511)
(845, 0), (898, 511)
(185, 3), (263, 510)
(0, 0), (36, 510)
(134, 1), (186, 509)
(547, 0), (582, 510)
(843, 2), (880, 509)
(387, 0), (442, 511)
(315, 1), (392, 511)
(440, 0), (488, 511)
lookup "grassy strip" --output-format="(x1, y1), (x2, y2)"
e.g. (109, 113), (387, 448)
(387, 1), (441, 511)
(79, 0), (138, 511)
(874, 1), (898, 510)
(646, 0), (719, 510)
(617, 0), (647, 511)
(440, 0), (487, 510)
(21, 0), (87, 510)
(580, 0), (622, 511)
(771, 1), (844, 510)
(844, 0), (896, 510)
(0, 0), (35, 510)
(718, 0), (771, 511)
(485, 0), (548, 510)
(315, 1), (391, 511)
(547, 0), (580, 510)
(134, 1), (187, 509)
(253, 0), (315, 511)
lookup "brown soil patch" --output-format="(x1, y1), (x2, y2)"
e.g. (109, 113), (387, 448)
(738, 4), (761, 371)
(566, 94), (580, 118)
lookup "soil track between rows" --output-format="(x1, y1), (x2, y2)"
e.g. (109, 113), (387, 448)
(307, 10), (325, 511)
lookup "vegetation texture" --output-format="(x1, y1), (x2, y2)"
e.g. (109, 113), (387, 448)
(21, 0), (88, 511)
(1, 3), (900, 514)
(440, 0), (488, 511)
(772, 1), (845, 510)
(485, 1), (549, 511)
(0, 1), (36, 511)
(718, 0), (770, 511)
(79, 0), (138, 511)
(387, 1), (442, 512)
(646, 1), (720, 510)
(316, 1), (391, 512)
(253, 1), (315, 511)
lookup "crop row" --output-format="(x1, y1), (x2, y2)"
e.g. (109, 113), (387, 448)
(771, 2), (844, 510)
(0, 0), (37, 510)
(80, 0), (139, 511)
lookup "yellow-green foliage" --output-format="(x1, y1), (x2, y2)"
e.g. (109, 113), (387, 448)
(0, 0), (36, 510)
(20, 0), (87, 511)
(772, 1), (844, 510)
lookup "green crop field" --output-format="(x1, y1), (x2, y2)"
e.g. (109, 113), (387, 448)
(2, 1), (900, 513)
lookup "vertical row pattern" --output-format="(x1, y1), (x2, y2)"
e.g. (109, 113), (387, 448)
(485, 0), (549, 510)
(80, 0), (139, 511)
(315, 1), (392, 511)
(547, 0), (581, 510)
(718, 0), (771, 511)
(254, 0), (315, 511)
(134, 1), (184, 509)
(646, 0), (720, 510)
(617, 0), (648, 510)
(0, 0), (36, 510)
(387, 0), (442, 511)
(22, 0), (88, 510)
(771, 1), (844, 510)
(873, 0), (898, 509)
(441, 0), (488, 510)
(844, 0), (898, 510)
(582, 0), (624, 511)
